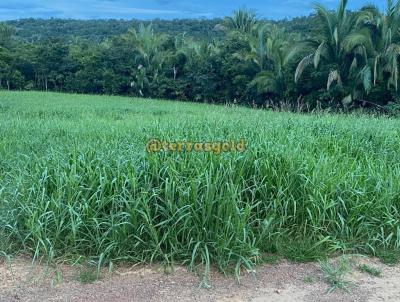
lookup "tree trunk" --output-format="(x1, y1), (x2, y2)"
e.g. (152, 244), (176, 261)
(45, 78), (48, 91)
(6, 80), (10, 91)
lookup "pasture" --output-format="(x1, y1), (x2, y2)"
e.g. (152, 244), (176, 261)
(1, 91), (400, 277)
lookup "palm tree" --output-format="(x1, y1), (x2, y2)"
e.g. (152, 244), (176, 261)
(125, 24), (165, 96)
(248, 25), (297, 100)
(294, 0), (373, 105)
(129, 24), (164, 71)
(222, 8), (258, 34)
(131, 65), (149, 97)
(357, 0), (400, 91)
(247, 25), (268, 71)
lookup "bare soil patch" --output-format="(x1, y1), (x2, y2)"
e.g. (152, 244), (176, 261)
(0, 256), (399, 302)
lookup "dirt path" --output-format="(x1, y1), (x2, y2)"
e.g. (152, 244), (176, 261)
(0, 256), (399, 302)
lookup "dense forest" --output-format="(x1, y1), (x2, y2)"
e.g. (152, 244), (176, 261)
(5, 18), (226, 42)
(1, 0), (400, 113)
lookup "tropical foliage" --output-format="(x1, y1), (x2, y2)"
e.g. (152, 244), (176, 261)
(1, 0), (400, 112)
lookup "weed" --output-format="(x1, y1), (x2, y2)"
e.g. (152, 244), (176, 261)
(303, 275), (315, 284)
(259, 254), (281, 265)
(319, 257), (353, 293)
(358, 264), (382, 277)
(77, 268), (99, 284)
(376, 250), (400, 265)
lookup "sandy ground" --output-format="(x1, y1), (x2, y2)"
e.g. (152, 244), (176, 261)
(0, 256), (399, 302)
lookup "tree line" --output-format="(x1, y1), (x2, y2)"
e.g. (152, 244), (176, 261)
(6, 18), (224, 43)
(1, 0), (400, 113)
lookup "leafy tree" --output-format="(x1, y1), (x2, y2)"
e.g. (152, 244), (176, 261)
(0, 23), (22, 90)
(0, 23), (14, 48)
(34, 39), (74, 91)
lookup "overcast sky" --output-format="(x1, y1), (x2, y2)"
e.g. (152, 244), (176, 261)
(0, 0), (386, 21)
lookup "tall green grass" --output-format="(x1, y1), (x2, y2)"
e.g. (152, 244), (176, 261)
(1, 91), (400, 276)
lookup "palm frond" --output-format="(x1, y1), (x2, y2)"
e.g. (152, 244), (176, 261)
(223, 8), (258, 33)
(314, 3), (335, 40)
(342, 94), (353, 106)
(349, 57), (358, 77)
(314, 42), (327, 68)
(338, 0), (349, 22)
(327, 70), (342, 90)
(249, 71), (277, 94)
(359, 65), (372, 93)
(295, 54), (313, 83)
(342, 31), (372, 54)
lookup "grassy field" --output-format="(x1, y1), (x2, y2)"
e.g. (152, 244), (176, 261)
(1, 91), (400, 278)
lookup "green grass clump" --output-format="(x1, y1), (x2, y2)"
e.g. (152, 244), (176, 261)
(77, 268), (99, 284)
(376, 250), (400, 265)
(319, 257), (353, 293)
(0, 91), (400, 279)
(358, 264), (382, 277)
(303, 275), (315, 284)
